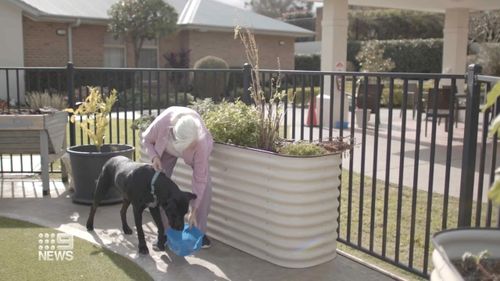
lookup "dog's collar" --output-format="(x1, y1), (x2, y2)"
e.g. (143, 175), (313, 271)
(147, 171), (161, 208)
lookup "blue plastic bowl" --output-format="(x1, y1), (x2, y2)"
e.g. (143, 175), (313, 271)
(166, 223), (204, 256)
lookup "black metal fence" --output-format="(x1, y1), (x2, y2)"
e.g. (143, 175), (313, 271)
(1, 63), (499, 277)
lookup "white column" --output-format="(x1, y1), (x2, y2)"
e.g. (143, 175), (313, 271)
(320, 0), (348, 129)
(0, 1), (25, 104)
(442, 8), (469, 75)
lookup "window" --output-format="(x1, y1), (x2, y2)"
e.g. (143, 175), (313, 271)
(103, 33), (126, 67)
(138, 49), (158, 68)
(138, 38), (158, 68)
(104, 47), (125, 67)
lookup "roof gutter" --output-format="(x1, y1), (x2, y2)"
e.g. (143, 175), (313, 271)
(179, 24), (314, 38)
(67, 19), (81, 63)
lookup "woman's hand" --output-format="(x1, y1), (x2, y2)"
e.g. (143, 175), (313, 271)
(188, 207), (197, 228)
(152, 156), (162, 172)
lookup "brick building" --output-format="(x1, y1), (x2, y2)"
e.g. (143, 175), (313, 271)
(2, 0), (312, 70)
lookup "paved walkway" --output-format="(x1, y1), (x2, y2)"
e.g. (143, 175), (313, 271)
(285, 107), (495, 202)
(0, 179), (400, 281)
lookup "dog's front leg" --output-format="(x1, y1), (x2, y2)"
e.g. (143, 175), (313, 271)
(132, 205), (148, 255)
(149, 206), (166, 251)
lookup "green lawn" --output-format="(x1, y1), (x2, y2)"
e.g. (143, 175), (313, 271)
(339, 170), (499, 280)
(0, 216), (152, 281)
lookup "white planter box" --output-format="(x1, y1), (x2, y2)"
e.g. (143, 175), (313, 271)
(166, 142), (341, 268)
(431, 229), (500, 281)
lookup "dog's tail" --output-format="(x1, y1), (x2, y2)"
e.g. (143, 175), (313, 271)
(87, 165), (113, 231)
(92, 166), (113, 207)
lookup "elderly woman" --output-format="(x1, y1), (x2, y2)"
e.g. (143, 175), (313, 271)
(142, 106), (213, 248)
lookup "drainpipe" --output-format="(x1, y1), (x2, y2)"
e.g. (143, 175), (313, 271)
(67, 19), (81, 63)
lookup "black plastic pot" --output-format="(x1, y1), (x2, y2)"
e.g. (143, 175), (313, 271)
(67, 144), (135, 205)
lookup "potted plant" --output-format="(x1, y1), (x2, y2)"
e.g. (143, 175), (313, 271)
(431, 82), (500, 281)
(0, 91), (68, 195)
(136, 26), (351, 268)
(66, 87), (134, 205)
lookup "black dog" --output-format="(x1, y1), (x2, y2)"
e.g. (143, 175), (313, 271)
(86, 156), (196, 255)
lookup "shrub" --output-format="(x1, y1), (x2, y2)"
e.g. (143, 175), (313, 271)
(193, 56), (229, 101)
(382, 39), (443, 73)
(297, 39), (442, 73)
(189, 98), (217, 118)
(203, 100), (260, 148)
(25, 91), (67, 112)
(130, 114), (156, 131)
(356, 41), (395, 73)
(295, 54), (321, 71)
(278, 142), (327, 156)
(348, 9), (443, 40)
(475, 44), (500, 76)
(380, 83), (404, 107)
(286, 86), (319, 107)
(294, 42), (360, 71)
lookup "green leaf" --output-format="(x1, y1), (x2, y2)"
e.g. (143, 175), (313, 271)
(489, 179), (500, 206)
(481, 82), (500, 112)
(488, 114), (500, 137)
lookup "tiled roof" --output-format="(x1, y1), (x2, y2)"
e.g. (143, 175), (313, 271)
(11, 0), (313, 37)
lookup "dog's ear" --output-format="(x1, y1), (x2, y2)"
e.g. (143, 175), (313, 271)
(184, 192), (197, 201)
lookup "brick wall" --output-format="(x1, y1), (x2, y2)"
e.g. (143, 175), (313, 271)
(159, 30), (188, 68)
(23, 17), (106, 67)
(72, 24), (106, 67)
(187, 31), (295, 70)
(24, 17), (296, 70)
(23, 17), (68, 67)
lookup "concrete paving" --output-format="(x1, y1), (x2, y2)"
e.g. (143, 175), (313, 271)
(0, 179), (400, 281)
(284, 107), (496, 202)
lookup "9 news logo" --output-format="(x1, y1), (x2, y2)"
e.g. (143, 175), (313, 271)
(37, 232), (74, 261)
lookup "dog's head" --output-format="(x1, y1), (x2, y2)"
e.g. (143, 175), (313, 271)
(162, 191), (197, 230)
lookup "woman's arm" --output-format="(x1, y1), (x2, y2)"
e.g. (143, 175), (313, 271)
(190, 141), (212, 210)
(141, 121), (161, 162)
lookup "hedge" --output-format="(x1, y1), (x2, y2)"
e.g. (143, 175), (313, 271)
(295, 38), (443, 73)
(348, 9), (444, 41)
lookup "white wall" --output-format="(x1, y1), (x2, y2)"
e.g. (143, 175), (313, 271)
(0, 1), (25, 104)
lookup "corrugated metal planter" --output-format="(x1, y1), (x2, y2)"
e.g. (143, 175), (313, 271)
(431, 229), (500, 281)
(167, 142), (341, 268)
(0, 111), (67, 195)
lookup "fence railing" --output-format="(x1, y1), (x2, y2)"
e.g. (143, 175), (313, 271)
(1, 63), (499, 278)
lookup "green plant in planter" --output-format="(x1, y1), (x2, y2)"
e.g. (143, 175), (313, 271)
(65, 87), (117, 152)
(482, 82), (500, 205)
(234, 25), (286, 152)
(202, 100), (260, 148)
(278, 142), (327, 156)
(131, 114), (156, 132)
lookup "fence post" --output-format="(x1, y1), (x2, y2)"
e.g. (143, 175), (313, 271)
(242, 63), (252, 105)
(66, 62), (76, 147)
(458, 64), (482, 227)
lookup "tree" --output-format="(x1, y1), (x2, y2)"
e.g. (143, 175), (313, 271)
(469, 10), (500, 43)
(108, 0), (178, 67)
(355, 41), (395, 73)
(247, 0), (312, 19)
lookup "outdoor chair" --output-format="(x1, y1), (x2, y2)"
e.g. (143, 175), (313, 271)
(408, 82), (419, 120)
(356, 83), (385, 126)
(424, 86), (455, 136)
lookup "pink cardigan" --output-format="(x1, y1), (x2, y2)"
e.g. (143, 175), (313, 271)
(141, 106), (213, 209)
